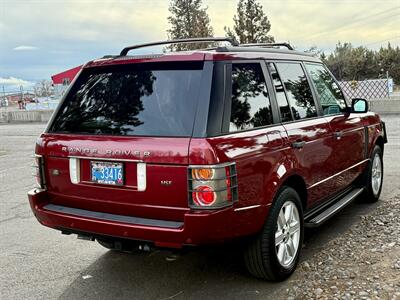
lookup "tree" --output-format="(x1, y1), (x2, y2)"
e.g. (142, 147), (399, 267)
(225, 0), (274, 44)
(375, 43), (400, 84)
(304, 46), (322, 58)
(321, 42), (400, 84)
(166, 0), (213, 51)
(34, 80), (53, 97)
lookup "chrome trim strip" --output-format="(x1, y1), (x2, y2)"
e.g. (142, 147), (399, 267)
(68, 155), (144, 163)
(342, 127), (365, 134)
(308, 159), (369, 189)
(189, 162), (236, 169)
(234, 205), (261, 211)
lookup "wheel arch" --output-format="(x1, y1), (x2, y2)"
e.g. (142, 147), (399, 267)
(276, 174), (308, 212)
(374, 136), (384, 154)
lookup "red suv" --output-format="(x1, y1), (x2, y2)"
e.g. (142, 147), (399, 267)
(29, 38), (387, 280)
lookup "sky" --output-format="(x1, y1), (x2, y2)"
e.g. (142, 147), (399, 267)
(0, 0), (399, 92)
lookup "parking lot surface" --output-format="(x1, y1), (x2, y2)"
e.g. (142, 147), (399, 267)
(0, 115), (399, 299)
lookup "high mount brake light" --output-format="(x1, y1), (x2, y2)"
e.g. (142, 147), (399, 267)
(188, 162), (238, 209)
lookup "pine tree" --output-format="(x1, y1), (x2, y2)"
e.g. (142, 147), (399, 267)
(166, 0), (214, 51)
(323, 42), (400, 84)
(225, 0), (274, 44)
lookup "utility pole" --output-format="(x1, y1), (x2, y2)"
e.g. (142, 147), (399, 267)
(2, 86), (6, 110)
(20, 85), (24, 110)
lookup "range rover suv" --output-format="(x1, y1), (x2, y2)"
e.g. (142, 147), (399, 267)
(29, 37), (387, 280)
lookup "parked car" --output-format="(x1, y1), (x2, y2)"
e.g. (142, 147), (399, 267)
(28, 37), (387, 280)
(0, 98), (8, 107)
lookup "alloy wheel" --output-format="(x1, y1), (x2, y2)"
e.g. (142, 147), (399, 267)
(275, 201), (301, 267)
(371, 153), (383, 196)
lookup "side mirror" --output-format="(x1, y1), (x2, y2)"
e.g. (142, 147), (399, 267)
(351, 98), (368, 113)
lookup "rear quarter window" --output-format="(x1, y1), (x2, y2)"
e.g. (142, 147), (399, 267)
(229, 63), (273, 132)
(49, 62), (203, 137)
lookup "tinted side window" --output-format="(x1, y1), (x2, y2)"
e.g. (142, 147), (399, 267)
(275, 62), (318, 120)
(268, 63), (293, 122)
(305, 63), (347, 115)
(229, 63), (273, 132)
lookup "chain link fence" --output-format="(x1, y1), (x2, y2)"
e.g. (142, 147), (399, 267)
(339, 79), (391, 100)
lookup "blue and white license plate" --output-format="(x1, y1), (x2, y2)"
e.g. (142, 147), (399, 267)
(91, 161), (124, 185)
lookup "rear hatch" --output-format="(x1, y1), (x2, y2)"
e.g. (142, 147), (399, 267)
(41, 60), (207, 222)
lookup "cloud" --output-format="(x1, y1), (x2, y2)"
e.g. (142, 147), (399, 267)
(0, 77), (35, 91)
(13, 45), (39, 51)
(210, 0), (400, 50)
(0, 0), (399, 82)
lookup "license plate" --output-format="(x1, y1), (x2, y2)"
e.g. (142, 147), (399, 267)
(91, 161), (124, 185)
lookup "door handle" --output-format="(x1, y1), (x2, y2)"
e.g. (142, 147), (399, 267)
(334, 131), (343, 139)
(292, 140), (306, 149)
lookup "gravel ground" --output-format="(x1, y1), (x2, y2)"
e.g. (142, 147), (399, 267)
(286, 195), (400, 300)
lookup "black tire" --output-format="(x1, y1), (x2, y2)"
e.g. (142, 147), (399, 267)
(360, 145), (383, 203)
(244, 186), (304, 281)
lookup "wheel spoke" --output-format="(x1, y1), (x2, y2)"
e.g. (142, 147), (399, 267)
(373, 180), (379, 191)
(278, 211), (285, 228)
(275, 230), (285, 246)
(289, 221), (300, 235)
(287, 239), (295, 257)
(277, 243), (285, 262)
(283, 244), (290, 263)
(284, 204), (292, 223)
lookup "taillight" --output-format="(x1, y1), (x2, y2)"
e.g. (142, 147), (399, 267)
(192, 185), (216, 206)
(33, 155), (46, 189)
(188, 162), (238, 209)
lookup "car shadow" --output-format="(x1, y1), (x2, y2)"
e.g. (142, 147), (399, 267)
(58, 199), (381, 300)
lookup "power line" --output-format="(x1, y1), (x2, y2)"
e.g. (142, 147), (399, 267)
(297, 7), (400, 41)
(363, 36), (400, 47)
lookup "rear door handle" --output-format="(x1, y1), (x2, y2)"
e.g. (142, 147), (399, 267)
(292, 140), (306, 149)
(334, 131), (343, 139)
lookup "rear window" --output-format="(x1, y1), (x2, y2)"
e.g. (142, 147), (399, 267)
(49, 62), (203, 137)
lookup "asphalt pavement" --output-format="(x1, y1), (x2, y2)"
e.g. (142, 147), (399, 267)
(0, 115), (399, 300)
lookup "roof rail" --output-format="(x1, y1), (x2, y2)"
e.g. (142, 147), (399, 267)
(239, 42), (294, 50)
(120, 37), (239, 56)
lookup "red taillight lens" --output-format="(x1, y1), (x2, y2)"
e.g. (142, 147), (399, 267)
(225, 167), (232, 201)
(192, 185), (216, 206)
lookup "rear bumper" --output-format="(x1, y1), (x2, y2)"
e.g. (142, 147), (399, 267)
(28, 189), (269, 248)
